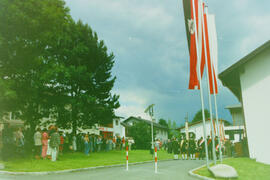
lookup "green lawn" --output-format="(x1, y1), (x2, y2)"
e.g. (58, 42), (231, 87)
(194, 158), (270, 180)
(2, 150), (173, 172)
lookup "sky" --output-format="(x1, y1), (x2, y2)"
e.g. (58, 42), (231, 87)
(64, 0), (270, 126)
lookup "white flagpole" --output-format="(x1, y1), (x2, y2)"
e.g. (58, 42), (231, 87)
(200, 2), (217, 164)
(206, 10), (223, 163)
(191, 0), (209, 168)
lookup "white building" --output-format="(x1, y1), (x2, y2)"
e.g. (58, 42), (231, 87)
(98, 117), (126, 138)
(224, 125), (245, 143)
(219, 40), (270, 164)
(223, 104), (245, 143)
(178, 119), (226, 141)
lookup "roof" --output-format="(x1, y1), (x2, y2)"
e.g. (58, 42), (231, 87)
(121, 116), (168, 130)
(219, 40), (270, 100)
(225, 104), (242, 109)
(177, 118), (228, 130)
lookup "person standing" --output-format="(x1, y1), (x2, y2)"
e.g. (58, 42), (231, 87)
(2, 124), (14, 161)
(50, 127), (60, 162)
(108, 138), (113, 151)
(41, 128), (49, 159)
(198, 137), (205, 160)
(116, 136), (121, 150)
(207, 136), (213, 160)
(167, 139), (172, 154)
(188, 137), (196, 160)
(172, 138), (179, 160)
(128, 137), (134, 151)
(84, 134), (90, 155)
(181, 138), (188, 160)
(72, 133), (77, 152)
(89, 134), (94, 153)
(34, 128), (42, 159)
(59, 132), (64, 155)
(112, 136), (116, 150)
(14, 127), (24, 156)
(121, 137), (125, 150)
(97, 136), (102, 152)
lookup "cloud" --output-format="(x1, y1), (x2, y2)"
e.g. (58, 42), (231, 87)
(65, 0), (270, 125)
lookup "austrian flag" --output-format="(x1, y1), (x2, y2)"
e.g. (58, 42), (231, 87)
(182, 0), (201, 90)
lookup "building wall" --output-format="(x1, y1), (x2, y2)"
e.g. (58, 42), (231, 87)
(240, 48), (270, 164)
(224, 125), (244, 143)
(155, 129), (168, 142)
(180, 120), (225, 140)
(112, 118), (125, 137)
(231, 109), (244, 126)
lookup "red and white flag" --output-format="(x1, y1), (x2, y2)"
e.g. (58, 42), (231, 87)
(207, 14), (218, 94)
(182, 0), (203, 90)
(200, 4), (218, 94)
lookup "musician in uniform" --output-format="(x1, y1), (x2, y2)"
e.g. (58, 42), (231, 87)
(207, 135), (213, 160)
(172, 137), (179, 159)
(181, 138), (188, 160)
(188, 136), (196, 160)
(197, 137), (205, 160)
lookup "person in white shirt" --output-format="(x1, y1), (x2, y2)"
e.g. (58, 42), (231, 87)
(34, 128), (42, 159)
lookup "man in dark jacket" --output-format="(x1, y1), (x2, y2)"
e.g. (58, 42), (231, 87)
(172, 138), (179, 159)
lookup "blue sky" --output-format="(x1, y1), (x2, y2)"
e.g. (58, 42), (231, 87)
(65, 0), (270, 125)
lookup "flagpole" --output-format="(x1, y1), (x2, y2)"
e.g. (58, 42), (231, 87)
(205, 8), (223, 163)
(191, 0), (209, 168)
(200, 2), (217, 164)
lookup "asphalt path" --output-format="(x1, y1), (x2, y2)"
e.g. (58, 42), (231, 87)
(0, 159), (205, 180)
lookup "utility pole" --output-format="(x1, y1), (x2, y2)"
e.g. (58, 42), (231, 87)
(145, 104), (155, 150)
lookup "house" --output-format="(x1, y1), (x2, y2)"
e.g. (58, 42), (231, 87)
(121, 116), (168, 142)
(224, 104), (245, 143)
(98, 117), (126, 138)
(177, 118), (226, 142)
(219, 40), (270, 164)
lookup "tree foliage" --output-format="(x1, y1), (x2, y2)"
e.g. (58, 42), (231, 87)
(0, 0), (70, 129)
(129, 122), (156, 150)
(192, 109), (210, 123)
(0, 0), (119, 133)
(158, 118), (168, 127)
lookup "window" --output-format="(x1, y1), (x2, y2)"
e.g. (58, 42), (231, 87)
(115, 120), (119, 126)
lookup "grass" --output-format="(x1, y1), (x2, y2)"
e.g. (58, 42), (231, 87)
(194, 158), (270, 180)
(1, 150), (173, 172)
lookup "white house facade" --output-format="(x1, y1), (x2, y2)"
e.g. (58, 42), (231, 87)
(219, 40), (270, 164)
(178, 119), (226, 141)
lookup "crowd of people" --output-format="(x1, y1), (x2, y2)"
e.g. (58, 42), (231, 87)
(163, 135), (224, 160)
(1, 124), (134, 162)
(34, 126), (135, 161)
(1, 123), (240, 162)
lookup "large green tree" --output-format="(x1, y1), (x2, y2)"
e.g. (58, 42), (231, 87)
(44, 20), (120, 133)
(192, 109), (210, 123)
(0, 0), (120, 134)
(0, 0), (70, 130)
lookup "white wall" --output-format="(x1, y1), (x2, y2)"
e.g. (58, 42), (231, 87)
(231, 109), (244, 126)
(180, 120), (225, 140)
(240, 48), (270, 164)
(112, 119), (125, 137)
(155, 129), (168, 142)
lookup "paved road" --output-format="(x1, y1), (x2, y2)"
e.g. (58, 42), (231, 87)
(0, 160), (205, 180)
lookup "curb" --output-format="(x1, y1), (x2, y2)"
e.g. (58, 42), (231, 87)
(0, 159), (174, 175)
(188, 164), (215, 180)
